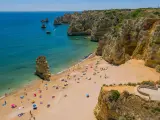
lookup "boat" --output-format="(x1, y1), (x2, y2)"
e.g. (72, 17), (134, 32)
(41, 24), (46, 29)
(46, 31), (51, 34)
(41, 18), (49, 23)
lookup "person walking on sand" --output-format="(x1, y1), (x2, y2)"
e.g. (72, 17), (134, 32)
(30, 110), (33, 117)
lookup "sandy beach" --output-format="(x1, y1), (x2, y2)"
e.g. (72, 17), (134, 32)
(0, 55), (159, 120)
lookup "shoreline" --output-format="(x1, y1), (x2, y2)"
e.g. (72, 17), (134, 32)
(0, 52), (159, 120)
(0, 52), (95, 99)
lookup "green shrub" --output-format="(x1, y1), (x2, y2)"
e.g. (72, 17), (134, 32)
(153, 11), (160, 16)
(119, 83), (123, 86)
(141, 81), (155, 86)
(154, 107), (160, 112)
(109, 90), (120, 101)
(152, 107), (160, 113)
(130, 9), (143, 18)
(127, 82), (137, 86)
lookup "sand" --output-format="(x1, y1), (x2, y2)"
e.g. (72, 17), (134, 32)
(0, 55), (159, 120)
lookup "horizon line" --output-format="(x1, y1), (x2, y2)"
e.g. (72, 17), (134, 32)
(0, 7), (159, 12)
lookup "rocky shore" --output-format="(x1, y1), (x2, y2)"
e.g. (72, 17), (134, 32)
(54, 8), (160, 72)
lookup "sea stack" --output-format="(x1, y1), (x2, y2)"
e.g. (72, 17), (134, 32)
(35, 56), (51, 81)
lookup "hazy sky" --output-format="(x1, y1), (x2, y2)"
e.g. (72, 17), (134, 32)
(0, 0), (159, 11)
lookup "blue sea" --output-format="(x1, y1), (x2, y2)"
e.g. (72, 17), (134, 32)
(0, 12), (97, 96)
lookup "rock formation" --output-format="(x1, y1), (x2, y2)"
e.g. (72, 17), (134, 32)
(55, 8), (160, 72)
(54, 13), (73, 25)
(94, 86), (160, 120)
(35, 56), (51, 81)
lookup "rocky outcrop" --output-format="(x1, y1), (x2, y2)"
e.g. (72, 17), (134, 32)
(55, 8), (160, 71)
(99, 18), (160, 66)
(35, 56), (51, 81)
(67, 11), (101, 36)
(94, 86), (160, 120)
(54, 13), (76, 25)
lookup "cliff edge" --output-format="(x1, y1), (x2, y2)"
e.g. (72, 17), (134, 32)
(94, 86), (160, 120)
(54, 8), (160, 72)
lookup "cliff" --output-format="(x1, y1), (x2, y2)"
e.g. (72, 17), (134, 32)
(35, 56), (51, 81)
(94, 86), (160, 120)
(54, 8), (160, 71)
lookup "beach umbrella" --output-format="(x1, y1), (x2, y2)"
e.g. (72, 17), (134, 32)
(86, 94), (89, 98)
(33, 93), (36, 97)
(11, 104), (16, 108)
(20, 96), (24, 99)
(33, 103), (37, 109)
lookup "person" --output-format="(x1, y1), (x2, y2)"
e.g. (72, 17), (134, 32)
(4, 101), (6, 105)
(29, 110), (32, 116)
(47, 104), (50, 108)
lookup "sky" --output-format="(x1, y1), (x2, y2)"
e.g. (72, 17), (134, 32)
(0, 0), (159, 11)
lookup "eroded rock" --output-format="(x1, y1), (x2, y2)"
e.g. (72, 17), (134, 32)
(94, 86), (160, 120)
(35, 56), (51, 81)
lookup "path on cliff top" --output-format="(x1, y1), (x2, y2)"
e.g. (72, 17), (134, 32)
(140, 88), (160, 101)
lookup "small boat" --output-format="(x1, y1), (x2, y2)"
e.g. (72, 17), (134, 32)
(41, 18), (49, 23)
(41, 24), (46, 29)
(46, 31), (51, 34)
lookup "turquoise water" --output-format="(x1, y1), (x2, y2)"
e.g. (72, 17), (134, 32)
(0, 12), (97, 96)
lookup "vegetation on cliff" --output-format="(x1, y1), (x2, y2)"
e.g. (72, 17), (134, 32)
(54, 8), (160, 72)
(94, 86), (160, 120)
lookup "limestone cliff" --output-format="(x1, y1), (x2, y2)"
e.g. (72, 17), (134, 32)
(55, 8), (160, 71)
(54, 13), (72, 25)
(35, 56), (51, 81)
(94, 86), (160, 120)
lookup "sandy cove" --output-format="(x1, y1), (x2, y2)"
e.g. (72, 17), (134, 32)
(0, 55), (159, 120)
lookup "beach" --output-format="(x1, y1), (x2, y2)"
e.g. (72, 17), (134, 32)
(0, 54), (159, 120)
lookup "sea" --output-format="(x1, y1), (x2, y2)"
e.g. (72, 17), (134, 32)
(0, 12), (97, 96)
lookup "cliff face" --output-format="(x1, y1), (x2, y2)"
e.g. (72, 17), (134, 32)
(55, 9), (160, 71)
(100, 18), (160, 66)
(35, 56), (51, 81)
(94, 87), (160, 120)
(67, 11), (102, 36)
(54, 13), (73, 25)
